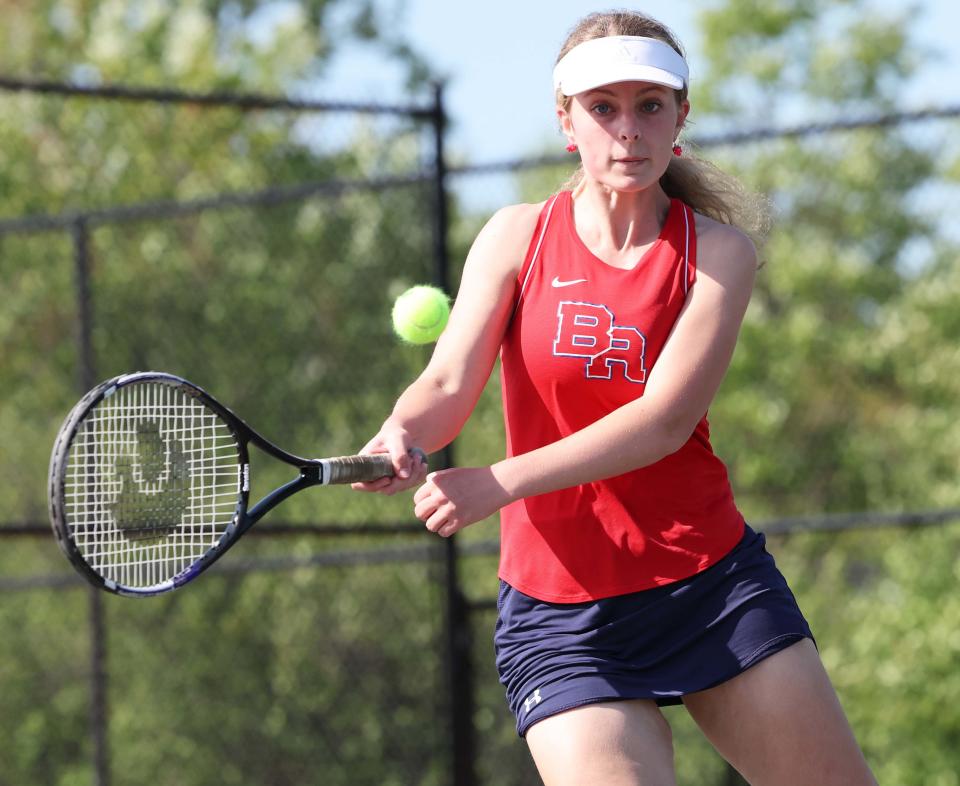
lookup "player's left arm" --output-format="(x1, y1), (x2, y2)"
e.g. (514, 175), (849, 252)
(414, 218), (758, 536)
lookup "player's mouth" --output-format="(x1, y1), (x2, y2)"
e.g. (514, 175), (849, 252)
(613, 156), (646, 164)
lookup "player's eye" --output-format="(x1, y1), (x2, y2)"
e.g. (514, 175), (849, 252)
(641, 100), (663, 113)
(591, 102), (614, 116)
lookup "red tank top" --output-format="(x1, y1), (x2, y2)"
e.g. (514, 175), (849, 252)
(498, 191), (745, 602)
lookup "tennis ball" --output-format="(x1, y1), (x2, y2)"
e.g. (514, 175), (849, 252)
(392, 285), (450, 345)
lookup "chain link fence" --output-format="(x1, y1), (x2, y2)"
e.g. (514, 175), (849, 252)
(2, 78), (959, 786)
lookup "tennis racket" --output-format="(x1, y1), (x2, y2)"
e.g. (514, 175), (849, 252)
(48, 371), (418, 597)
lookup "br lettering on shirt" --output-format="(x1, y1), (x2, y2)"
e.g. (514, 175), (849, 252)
(553, 301), (648, 383)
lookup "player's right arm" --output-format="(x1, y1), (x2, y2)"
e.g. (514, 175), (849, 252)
(354, 201), (544, 492)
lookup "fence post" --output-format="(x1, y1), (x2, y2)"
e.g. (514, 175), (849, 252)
(73, 217), (110, 786)
(429, 82), (477, 786)
(73, 218), (95, 393)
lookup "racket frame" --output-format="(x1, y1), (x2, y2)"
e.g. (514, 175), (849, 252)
(49, 371), (395, 597)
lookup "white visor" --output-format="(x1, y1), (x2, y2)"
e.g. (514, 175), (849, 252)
(553, 35), (688, 97)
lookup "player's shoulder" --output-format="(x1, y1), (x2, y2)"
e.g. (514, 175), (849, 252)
(692, 211), (758, 282)
(483, 200), (549, 244)
(468, 200), (550, 277)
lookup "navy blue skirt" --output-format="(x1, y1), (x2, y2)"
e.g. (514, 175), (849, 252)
(494, 524), (814, 736)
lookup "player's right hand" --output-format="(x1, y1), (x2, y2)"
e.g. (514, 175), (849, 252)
(351, 427), (428, 495)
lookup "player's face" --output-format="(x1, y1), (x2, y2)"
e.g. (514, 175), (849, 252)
(559, 81), (689, 192)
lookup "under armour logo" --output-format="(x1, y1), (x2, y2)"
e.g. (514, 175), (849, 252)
(523, 688), (542, 713)
(553, 301), (648, 384)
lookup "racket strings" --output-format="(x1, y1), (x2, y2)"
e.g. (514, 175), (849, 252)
(64, 382), (241, 589)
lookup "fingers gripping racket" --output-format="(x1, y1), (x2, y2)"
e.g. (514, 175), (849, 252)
(49, 371), (411, 597)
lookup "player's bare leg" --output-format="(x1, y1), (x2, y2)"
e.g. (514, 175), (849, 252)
(682, 639), (877, 786)
(525, 699), (677, 786)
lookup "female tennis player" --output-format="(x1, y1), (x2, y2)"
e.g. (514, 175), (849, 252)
(355, 10), (877, 785)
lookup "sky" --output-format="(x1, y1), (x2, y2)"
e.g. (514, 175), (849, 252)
(323, 0), (960, 170)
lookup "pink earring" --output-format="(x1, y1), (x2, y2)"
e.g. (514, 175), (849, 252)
(672, 145), (683, 157)
(566, 143), (578, 153)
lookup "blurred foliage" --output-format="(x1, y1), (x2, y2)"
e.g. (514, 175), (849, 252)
(0, 540), (450, 786)
(1, 0), (960, 785)
(694, 1), (960, 782)
(0, 2), (450, 785)
(0, 0), (428, 94)
(102, 560), (447, 786)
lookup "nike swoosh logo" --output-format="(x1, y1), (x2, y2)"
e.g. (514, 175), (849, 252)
(551, 276), (587, 288)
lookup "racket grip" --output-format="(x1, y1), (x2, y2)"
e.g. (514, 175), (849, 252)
(319, 453), (396, 485)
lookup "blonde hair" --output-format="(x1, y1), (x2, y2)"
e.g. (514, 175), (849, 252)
(557, 11), (770, 243)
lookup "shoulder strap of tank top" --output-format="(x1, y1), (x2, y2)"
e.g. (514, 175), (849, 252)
(511, 192), (563, 318)
(681, 201), (696, 295)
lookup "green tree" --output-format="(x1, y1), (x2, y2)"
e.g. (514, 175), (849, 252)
(1, 3), (451, 785)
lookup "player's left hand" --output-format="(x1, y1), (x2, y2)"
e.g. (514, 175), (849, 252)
(413, 466), (511, 537)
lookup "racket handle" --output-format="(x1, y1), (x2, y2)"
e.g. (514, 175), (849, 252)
(319, 453), (397, 485)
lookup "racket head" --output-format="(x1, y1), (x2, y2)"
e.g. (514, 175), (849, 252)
(48, 372), (249, 596)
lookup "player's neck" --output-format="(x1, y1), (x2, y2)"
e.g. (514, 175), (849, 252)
(571, 182), (671, 260)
